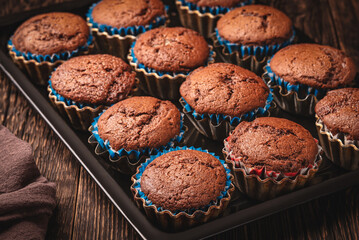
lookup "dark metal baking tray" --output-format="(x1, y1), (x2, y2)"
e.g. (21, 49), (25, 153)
(1, 2), (359, 239)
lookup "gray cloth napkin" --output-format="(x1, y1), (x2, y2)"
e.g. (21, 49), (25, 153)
(0, 125), (56, 240)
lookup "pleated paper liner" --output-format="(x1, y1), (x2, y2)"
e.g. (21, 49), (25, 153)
(179, 97), (276, 141)
(87, 14), (170, 61)
(128, 46), (216, 101)
(175, 0), (221, 39)
(211, 35), (270, 76)
(47, 85), (106, 131)
(8, 43), (95, 85)
(315, 115), (359, 171)
(87, 127), (150, 174)
(130, 148), (235, 231)
(262, 69), (319, 117)
(223, 140), (323, 201)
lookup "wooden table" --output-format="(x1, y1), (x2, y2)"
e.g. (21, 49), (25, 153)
(1, 0), (358, 239)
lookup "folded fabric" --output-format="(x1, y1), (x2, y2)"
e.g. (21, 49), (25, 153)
(0, 125), (56, 240)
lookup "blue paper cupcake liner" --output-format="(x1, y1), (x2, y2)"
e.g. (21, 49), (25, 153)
(178, 0), (253, 15)
(265, 58), (327, 98)
(181, 91), (273, 126)
(8, 35), (93, 63)
(48, 79), (97, 109)
(87, 2), (168, 37)
(91, 112), (185, 159)
(129, 41), (216, 77)
(133, 146), (232, 215)
(215, 28), (296, 57)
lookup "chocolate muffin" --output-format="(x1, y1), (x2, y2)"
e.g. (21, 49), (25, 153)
(227, 117), (318, 173)
(97, 96), (181, 151)
(185, 0), (246, 7)
(270, 44), (356, 89)
(180, 63), (269, 117)
(133, 27), (210, 73)
(92, 0), (165, 28)
(217, 5), (293, 46)
(140, 149), (227, 211)
(51, 54), (136, 105)
(12, 12), (90, 56)
(315, 88), (359, 140)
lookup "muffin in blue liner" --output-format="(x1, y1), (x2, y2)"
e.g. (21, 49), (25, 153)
(8, 35), (93, 63)
(262, 59), (320, 116)
(47, 54), (138, 131)
(86, 0), (169, 60)
(179, 93), (273, 141)
(7, 12), (94, 85)
(130, 146), (235, 230)
(212, 5), (295, 75)
(262, 43), (356, 116)
(88, 108), (186, 174)
(128, 27), (216, 100)
(175, 0), (253, 38)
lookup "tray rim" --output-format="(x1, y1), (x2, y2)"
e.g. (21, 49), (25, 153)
(1, 9), (359, 240)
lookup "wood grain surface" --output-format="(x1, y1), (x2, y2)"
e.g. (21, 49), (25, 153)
(0, 0), (358, 239)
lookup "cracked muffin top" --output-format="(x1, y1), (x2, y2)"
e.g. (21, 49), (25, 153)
(133, 27), (209, 72)
(92, 0), (165, 28)
(270, 44), (356, 89)
(180, 63), (269, 117)
(140, 150), (227, 212)
(185, 0), (246, 8)
(315, 88), (359, 140)
(227, 117), (318, 173)
(12, 12), (89, 55)
(51, 54), (136, 105)
(217, 5), (293, 45)
(97, 96), (181, 151)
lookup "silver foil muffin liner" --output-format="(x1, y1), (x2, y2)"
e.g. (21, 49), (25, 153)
(130, 147), (235, 231)
(315, 115), (359, 170)
(128, 46), (216, 101)
(175, 0), (221, 38)
(179, 97), (275, 141)
(223, 138), (322, 201)
(88, 26), (137, 61)
(212, 35), (272, 76)
(47, 86), (106, 131)
(262, 68), (319, 116)
(8, 43), (94, 85)
(88, 126), (150, 174)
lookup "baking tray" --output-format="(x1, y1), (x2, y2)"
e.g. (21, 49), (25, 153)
(1, 2), (359, 239)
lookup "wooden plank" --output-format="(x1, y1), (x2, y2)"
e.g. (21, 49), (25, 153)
(327, 0), (359, 69)
(0, 70), (81, 240)
(72, 168), (141, 240)
(260, 0), (339, 47)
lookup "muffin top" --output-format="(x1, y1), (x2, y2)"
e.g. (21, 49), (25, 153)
(97, 96), (181, 151)
(140, 150), (227, 212)
(185, 0), (246, 8)
(217, 5), (293, 45)
(12, 12), (89, 56)
(133, 27), (210, 72)
(227, 117), (318, 173)
(180, 63), (269, 117)
(270, 44), (356, 89)
(315, 88), (359, 140)
(92, 0), (165, 28)
(51, 54), (136, 105)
